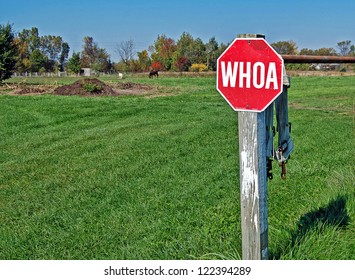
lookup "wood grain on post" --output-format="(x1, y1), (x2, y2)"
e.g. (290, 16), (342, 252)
(237, 33), (268, 260)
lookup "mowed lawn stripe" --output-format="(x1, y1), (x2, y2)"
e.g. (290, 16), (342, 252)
(0, 75), (354, 259)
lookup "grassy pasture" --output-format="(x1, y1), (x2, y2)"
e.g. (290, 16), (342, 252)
(0, 74), (354, 259)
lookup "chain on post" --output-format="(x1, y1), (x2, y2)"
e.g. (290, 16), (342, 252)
(265, 100), (275, 180)
(267, 67), (294, 180)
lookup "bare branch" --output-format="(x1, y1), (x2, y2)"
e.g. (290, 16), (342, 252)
(116, 39), (135, 65)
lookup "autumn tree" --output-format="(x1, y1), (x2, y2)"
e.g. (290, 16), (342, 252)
(173, 32), (209, 71)
(15, 27), (69, 73)
(81, 36), (97, 67)
(175, 32), (194, 57)
(0, 23), (18, 82)
(172, 32), (194, 71)
(136, 49), (151, 72)
(150, 34), (176, 71)
(174, 56), (191, 72)
(300, 47), (337, 56)
(15, 27), (40, 72)
(81, 36), (110, 72)
(174, 33), (206, 65)
(271, 40), (298, 55)
(151, 61), (163, 71)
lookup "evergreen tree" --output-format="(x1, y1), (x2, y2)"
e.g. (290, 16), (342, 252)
(59, 42), (70, 71)
(67, 52), (81, 74)
(0, 23), (18, 82)
(29, 49), (48, 72)
(205, 37), (219, 70)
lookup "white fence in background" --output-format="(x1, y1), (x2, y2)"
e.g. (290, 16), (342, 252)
(12, 72), (68, 77)
(11, 71), (116, 78)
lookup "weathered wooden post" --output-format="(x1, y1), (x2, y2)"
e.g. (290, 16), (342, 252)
(216, 34), (284, 260)
(238, 109), (268, 259)
(237, 34), (268, 260)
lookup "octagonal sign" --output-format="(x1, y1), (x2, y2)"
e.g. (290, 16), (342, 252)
(216, 38), (284, 112)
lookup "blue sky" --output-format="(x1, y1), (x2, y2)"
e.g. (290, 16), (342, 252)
(1, 0), (354, 61)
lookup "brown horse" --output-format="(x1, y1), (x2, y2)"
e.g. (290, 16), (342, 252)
(149, 70), (159, 78)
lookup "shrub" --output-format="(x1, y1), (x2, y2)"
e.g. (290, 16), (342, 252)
(174, 56), (191, 72)
(151, 61), (163, 71)
(83, 81), (102, 93)
(190, 63), (208, 72)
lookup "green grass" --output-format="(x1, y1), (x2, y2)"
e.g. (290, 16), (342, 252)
(0, 75), (354, 259)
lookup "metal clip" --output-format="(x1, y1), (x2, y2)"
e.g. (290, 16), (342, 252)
(275, 146), (288, 179)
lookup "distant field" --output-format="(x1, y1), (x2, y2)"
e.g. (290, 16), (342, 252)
(0, 75), (354, 259)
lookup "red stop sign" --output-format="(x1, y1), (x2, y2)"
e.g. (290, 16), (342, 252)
(216, 38), (284, 112)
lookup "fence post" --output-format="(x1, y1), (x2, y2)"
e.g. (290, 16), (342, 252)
(237, 33), (268, 260)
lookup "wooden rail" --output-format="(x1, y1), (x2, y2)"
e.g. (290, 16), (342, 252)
(282, 55), (355, 64)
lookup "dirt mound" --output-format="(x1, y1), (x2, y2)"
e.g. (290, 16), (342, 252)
(1, 78), (155, 97)
(53, 78), (117, 96)
(14, 86), (53, 95)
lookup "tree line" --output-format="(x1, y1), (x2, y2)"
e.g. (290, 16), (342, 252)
(11, 26), (69, 74)
(1, 23), (355, 82)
